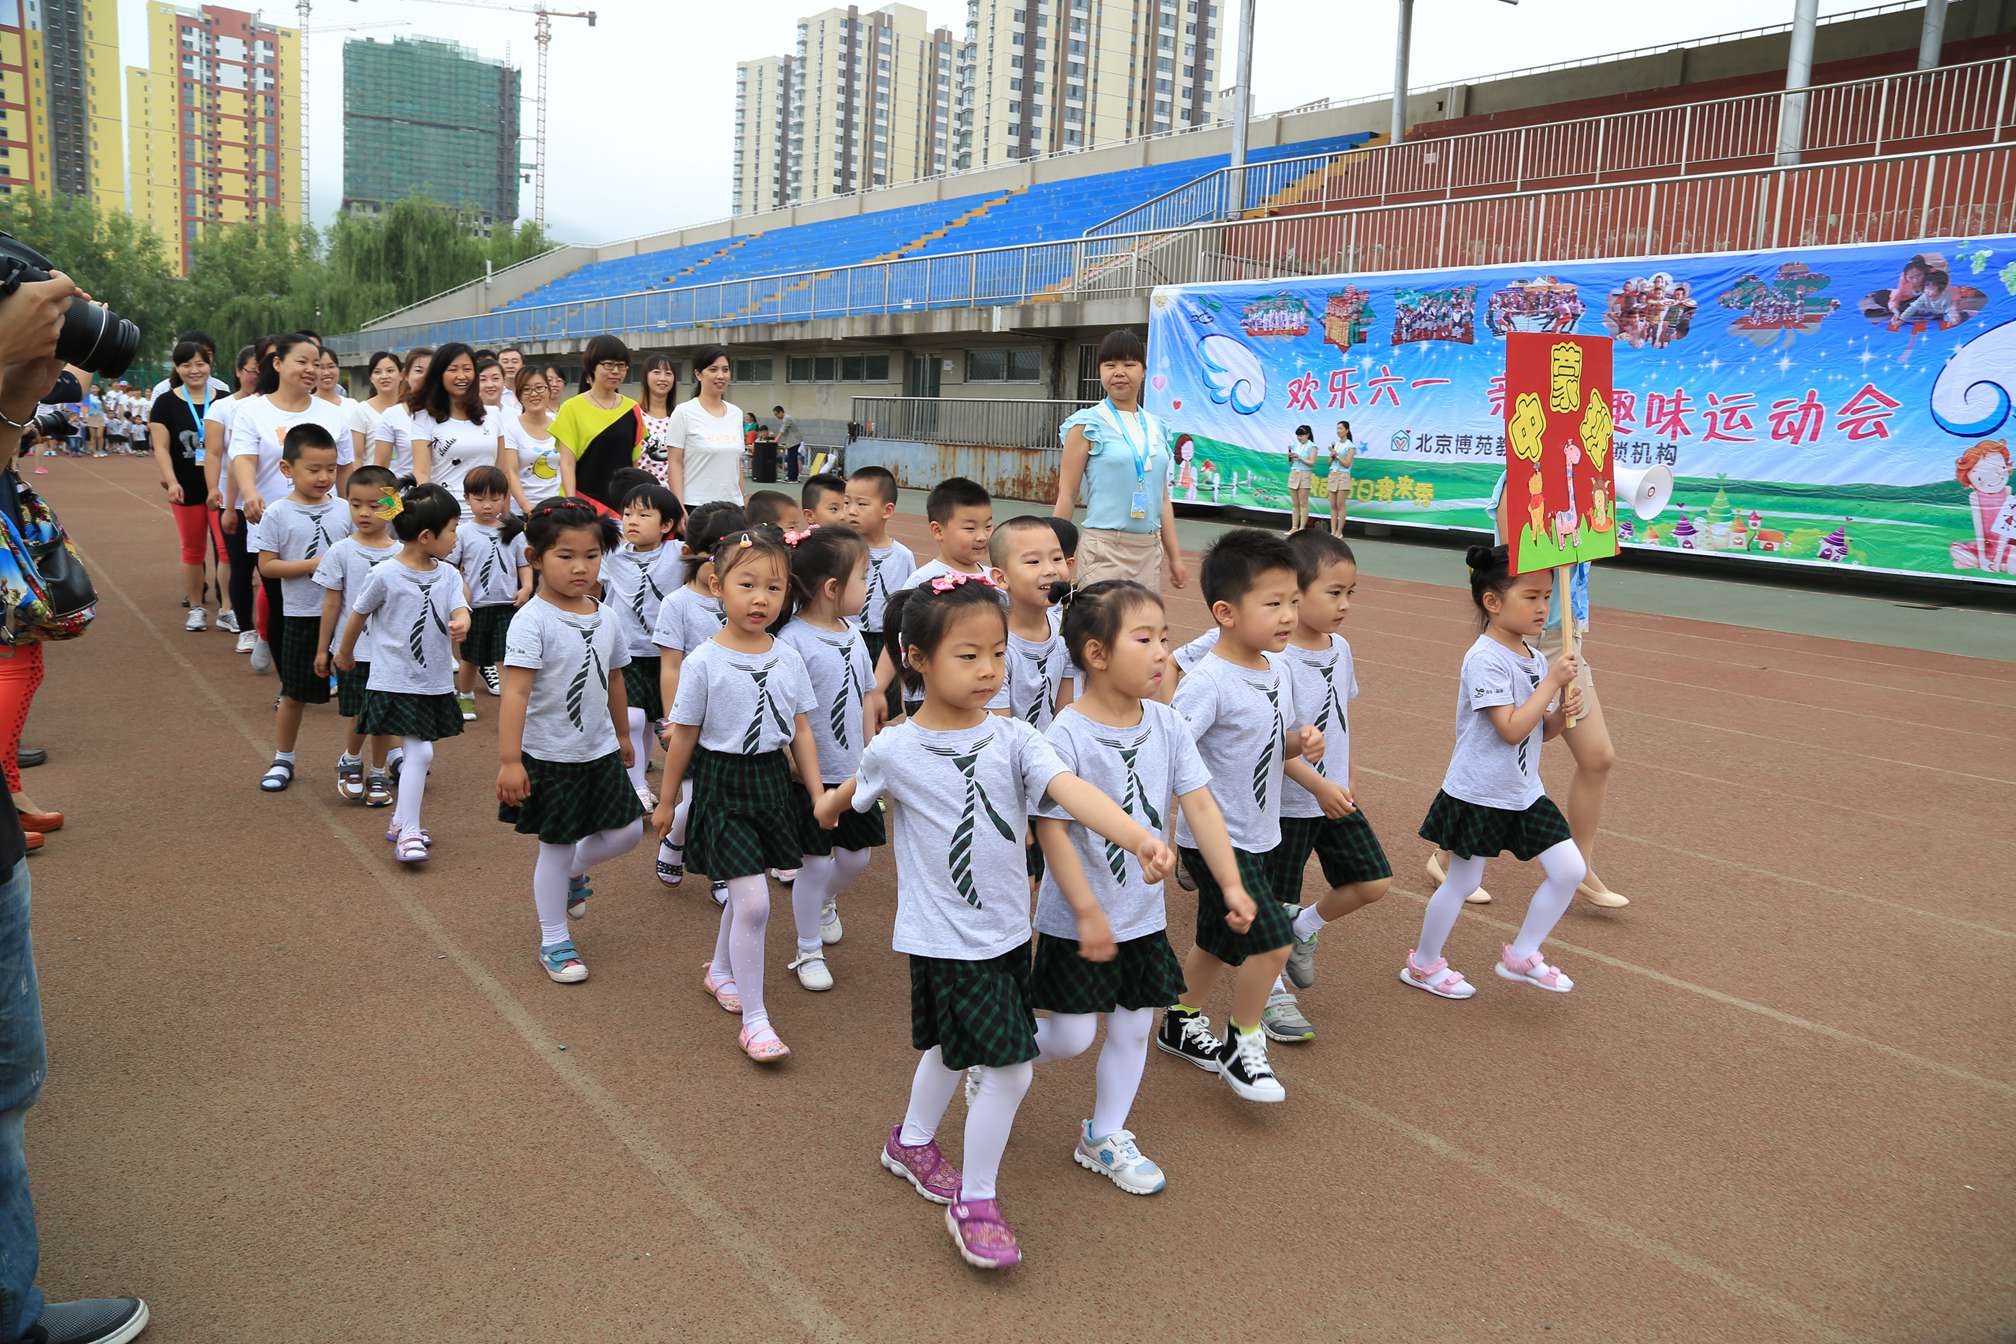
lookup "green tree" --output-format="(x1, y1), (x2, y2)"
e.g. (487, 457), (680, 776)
(181, 214), (322, 365)
(0, 193), (184, 369)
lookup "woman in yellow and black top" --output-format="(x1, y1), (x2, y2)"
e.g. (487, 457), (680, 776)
(552, 334), (644, 509)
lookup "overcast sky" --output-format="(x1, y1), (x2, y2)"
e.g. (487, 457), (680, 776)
(111, 0), (1882, 243)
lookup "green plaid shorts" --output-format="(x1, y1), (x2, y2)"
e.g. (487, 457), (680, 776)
(337, 661), (372, 718)
(1267, 809), (1393, 902)
(1418, 790), (1573, 862)
(357, 689), (465, 742)
(684, 746), (800, 880)
(622, 655), (664, 722)
(499, 751), (643, 846)
(791, 781), (886, 858)
(277, 615), (331, 705)
(909, 943), (1039, 1071)
(1028, 930), (1185, 1015)
(1178, 846), (1291, 966)
(460, 603), (513, 666)
(862, 630), (902, 721)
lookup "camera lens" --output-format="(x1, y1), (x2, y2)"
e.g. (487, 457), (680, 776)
(57, 298), (138, 379)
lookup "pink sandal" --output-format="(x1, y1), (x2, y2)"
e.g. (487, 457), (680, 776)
(738, 1024), (792, 1064)
(701, 961), (742, 1013)
(394, 831), (429, 865)
(1496, 945), (1575, 993)
(945, 1198), (1022, 1270)
(1398, 951), (1475, 999)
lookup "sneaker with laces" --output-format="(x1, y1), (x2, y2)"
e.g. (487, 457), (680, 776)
(1154, 1008), (1223, 1071)
(1261, 986), (1316, 1042)
(184, 606), (206, 632)
(456, 692), (478, 721)
(1074, 1121), (1166, 1195)
(1217, 1027), (1286, 1103)
(963, 1065), (983, 1106)
(655, 838), (684, 887)
(789, 948), (833, 991)
(217, 609), (240, 634)
(335, 755), (364, 802)
(234, 630), (256, 654)
(820, 898), (843, 945)
(480, 663), (502, 696)
(635, 782), (657, 810)
(21, 1296), (150, 1344)
(539, 940), (588, 983)
(1284, 904), (1319, 989)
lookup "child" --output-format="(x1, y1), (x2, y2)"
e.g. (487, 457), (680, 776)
(1404, 544), (1586, 998)
(1257, 530), (1391, 1043)
(647, 500), (747, 890)
(336, 482), (471, 865)
(870, 476), (994, 720)
(1029, 579), (1247, 1195)
(651, 529), (823, 1062)
(775, 525), (878, 984)
(253, 423), (351, 792)
(1159, 528), (1323, 1104)
(799, 472), (849, 528)
(1045, 515), (1079, 581)
(812, 576), (1173, 1270)
(447, 466), (531, 722)
(314, 464), (402, 806)
(497, 499), (646, 985)
(990, 516), (1075, 730)
(844, 464), (914, 727)
(601, 479), (685, 807)
(745, 490), (796, 530)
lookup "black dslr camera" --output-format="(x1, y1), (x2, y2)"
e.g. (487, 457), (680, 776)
(0, 232), (139, 377)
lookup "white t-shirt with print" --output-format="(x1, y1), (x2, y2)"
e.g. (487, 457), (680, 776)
(411, 408), (503, 518)
(351, 560), (471, 696)
(1440, 634), (1552, 811)
(226, 394), (354, 509)
(505, 415), (563, 509)
(504, 596), (632, 763)
(1003, 609), (1078, 730)
(1170, 648), (1299, 853)
(1279, 635), (1359, 819)
(313, 534), (401, 652)
(668, 398), (745, 507)
(668, 637), (816, 755)
(251, 496), (353, 616)
(777, 619), (873, 784)
(863, 540), (916, 634)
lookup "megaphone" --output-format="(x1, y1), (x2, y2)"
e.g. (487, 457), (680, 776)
(1615, 464), (1674, 521)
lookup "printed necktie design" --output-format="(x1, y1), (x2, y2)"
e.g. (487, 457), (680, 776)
(1023, 647), (1053, 727)
(1308, 657), (1345, 778)
(1101, 727), (1161, 882)
(629, 553), (665, 626)
(819, 634), (864, 749)
(1254, 678), (1283, 807)
(306, 509), (334, 559)
(741, 661), (794, 753)
(1517, 666), (1542, 776)
(408, 576), (448, 666)
(927, 733), (1016, 908)
(565, 618), (608, 731)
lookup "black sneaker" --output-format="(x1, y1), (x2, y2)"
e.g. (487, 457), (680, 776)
(1217, 1027), (1287, 1103)
(24, 1296), (150, 1343)
(1155, 1008), (1223, 1071)
(480, 663), (501, 696)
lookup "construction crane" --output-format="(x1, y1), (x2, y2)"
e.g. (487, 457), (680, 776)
(288, 1), (409, 218)
(403, 0), (597, 228)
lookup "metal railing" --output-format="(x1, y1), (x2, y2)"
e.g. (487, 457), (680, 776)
(326, 140), (2016, 355)
(853, 397), (1093, 450)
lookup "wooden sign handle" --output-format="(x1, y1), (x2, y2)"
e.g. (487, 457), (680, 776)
(1555, 566), (1582, 729)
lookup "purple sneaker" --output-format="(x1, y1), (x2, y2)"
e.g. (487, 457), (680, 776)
(946, 1198), (1023, 1270)
(880, 1125), (961, 1205)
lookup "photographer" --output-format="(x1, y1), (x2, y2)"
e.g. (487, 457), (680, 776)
(0, 269), (150, 1344)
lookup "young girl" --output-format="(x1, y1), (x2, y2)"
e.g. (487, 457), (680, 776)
(812, 576), (1175, 1271)
(774, 525), (878, 990)
(647, 500), (746, 890)
(497, 498), (646, 985)
(1286, 424), (1318, 531)
(636, 354), (680, 487)
(652, 530), (822, 1063)
(1404, 544), (1586, 999)
(447, 465), (531, 720)
(336, 482), (470, 865)
(1028, 579), (1247, 1196)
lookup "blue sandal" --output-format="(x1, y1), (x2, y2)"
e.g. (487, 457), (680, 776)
(259, 758), (294, 792)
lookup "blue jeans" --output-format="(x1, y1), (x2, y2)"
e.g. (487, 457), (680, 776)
(0, 858), (43, 1341)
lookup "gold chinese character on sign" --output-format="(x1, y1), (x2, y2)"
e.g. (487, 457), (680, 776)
(1580, 390), (1613, 471)
(1508, 391), (1547, 464)
(1549, 342), (1583, 414)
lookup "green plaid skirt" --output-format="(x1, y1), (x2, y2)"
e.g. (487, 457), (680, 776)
(277, 615), (332, 705)
(863, 630), (902, 721)
(357, 689), (465, 742)
(622, 655), (664, 722)
(499, 750), (643, 845)
(1268, 809), (1392, 901)
(910, 943), (1039, 1071)
(1178, 846), (1291, 966)
(685, 746), (800, 880)
(337, 661), (372, 718)
(791, 781), (886, 857)
(1419, 790), (1573, 861)
(1028, 930), (1185, 1015)
(460, 603), (514, 666)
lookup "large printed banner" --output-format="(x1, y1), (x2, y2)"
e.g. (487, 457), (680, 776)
(1146, 236), (2016, 584)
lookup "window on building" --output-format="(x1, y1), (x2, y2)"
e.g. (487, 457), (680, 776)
(732, 358), (772, 383)
(966, 348), (1041, 383)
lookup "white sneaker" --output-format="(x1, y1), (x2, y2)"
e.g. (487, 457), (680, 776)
(184, 606), (206, 632)
(964, 1065), (984, 1106)
(770, 867), (799, 883)
(635, 783), (657, 810)
(789, 949), (834, 991)
(249, 638), (273, 673)
(235, 630), (256, 654)
(1074, 1122), (1167, 1195)
(217, 609), (240, 634)
(820, 898), (843, 945)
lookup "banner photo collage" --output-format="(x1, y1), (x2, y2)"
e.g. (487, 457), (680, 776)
(1145, 235), (2016, 584)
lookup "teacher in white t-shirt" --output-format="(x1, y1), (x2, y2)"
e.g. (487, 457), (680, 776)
(665, 343), (745, 508)
(407, 342), (505, 521)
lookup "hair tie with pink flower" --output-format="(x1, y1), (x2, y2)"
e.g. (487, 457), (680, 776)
(928, 571), (999, 594)
(783, 525), (818, 547)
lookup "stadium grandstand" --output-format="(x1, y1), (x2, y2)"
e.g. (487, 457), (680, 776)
(329, 0), (2016, 492)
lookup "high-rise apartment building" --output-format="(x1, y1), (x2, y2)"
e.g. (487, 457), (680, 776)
(733, 3), (955, 213)
(956, 0), (1222, 171)
(1, 0), (122, 207)
(127, 2), (302, 273)
(341, 36), (521, 232)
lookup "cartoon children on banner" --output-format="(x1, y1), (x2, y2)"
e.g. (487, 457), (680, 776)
(1501, 334), (1619, 575)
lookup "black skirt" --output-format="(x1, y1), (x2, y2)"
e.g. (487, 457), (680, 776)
(460, 603), (513, 666)
(499, 750), (643, 845)
(1418, 789), (1573, 861)
(684, 746), (800, 880)
(357, 689), (465, 742)
(791, 780), (886, 857)
(909, 944), (1039, 1071)
(1027, 930), (1186, 1015)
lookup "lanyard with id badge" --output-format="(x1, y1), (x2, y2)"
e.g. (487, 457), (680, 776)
(1100, 399), (1157, 520)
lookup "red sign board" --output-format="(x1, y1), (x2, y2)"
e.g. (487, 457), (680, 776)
(1500, 333), (1619, 576)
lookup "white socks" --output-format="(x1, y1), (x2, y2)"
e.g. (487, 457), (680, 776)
(391, 737), (433, 835)
(1033, 1006), (1155, 1140)
(1509, 839), (1587, 962)
(1291, 904), (1326, 941)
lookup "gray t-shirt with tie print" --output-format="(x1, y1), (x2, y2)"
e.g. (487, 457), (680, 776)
(312, 534), (400, 651)
(503, 595), (632, 762)
(351, 559), (471, 695)
(254, 497), (353, 616)
(602, 542), (687, 658)
(1440, 633), (1552, 811)
(1169, 648), (1300, 853)
(863, 539), (916, 635)
(650, 583), (726, 655)
(777, 619), (873, 783)
(447, 521), (528, 609)
(667, 637), (817, 755)
(1279, 634), (1359, 819)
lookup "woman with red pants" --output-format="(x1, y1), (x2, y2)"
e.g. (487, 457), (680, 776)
(150, 339), (228, 631)
(0, 643), (52, 850)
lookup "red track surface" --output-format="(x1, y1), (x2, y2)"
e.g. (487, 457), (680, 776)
(20, 461), (2014, 1342)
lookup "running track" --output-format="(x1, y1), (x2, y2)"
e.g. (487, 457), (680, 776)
(19, 460), (2014, 1342)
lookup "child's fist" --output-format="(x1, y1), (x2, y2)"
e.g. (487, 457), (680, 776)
(1297, 726), (1326, 764)
(1134, 838), (1175, 885)
(1223, 884), (1257, 933)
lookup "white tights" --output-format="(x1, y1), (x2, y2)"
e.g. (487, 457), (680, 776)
(898, 1047), (1033, 1202)
(710, 875), (774, 1036)
(790, 847), (871, 953)
(392, 737), (432, 836)
(1415, 839), (1587, 967)
(1034, 1006), (1155, 1139)
(625, 707), (651, 793)
(532, 819), (644, 945)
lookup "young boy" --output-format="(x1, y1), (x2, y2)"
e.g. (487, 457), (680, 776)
(799, 472), (848, 529)
(603, 479), (685, 807)
(870, 476), (994, 722)
(844, 465), (914, 725)
(1256, 529), (1391, 1044)
(989, 516), (1074, 730)
(1159, 528), (1322, 1104)
(253, 423), (351, 792)
(447, 466), (532, 721)
(745, 490), (797, 530)
(315, 464), (403, 805)
(1045, 515), (1079, 583)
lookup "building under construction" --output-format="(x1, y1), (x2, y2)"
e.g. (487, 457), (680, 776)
(341, 35), (520, 233)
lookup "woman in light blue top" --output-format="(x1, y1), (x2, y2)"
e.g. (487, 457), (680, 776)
(1051, 329), (1187, 592)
